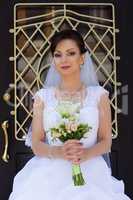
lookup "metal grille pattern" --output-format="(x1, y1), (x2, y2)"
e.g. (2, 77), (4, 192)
(13, 3), (118, 140)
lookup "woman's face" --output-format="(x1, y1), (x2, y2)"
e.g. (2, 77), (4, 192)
(53, 39), (84, 76)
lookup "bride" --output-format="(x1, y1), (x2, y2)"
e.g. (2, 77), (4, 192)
(9, 29), (131, 199)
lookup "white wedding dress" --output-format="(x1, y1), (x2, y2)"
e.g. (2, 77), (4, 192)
(9, 86), (131, 200)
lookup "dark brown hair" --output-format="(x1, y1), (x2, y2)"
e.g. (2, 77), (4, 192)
(50, 29), (87, 55)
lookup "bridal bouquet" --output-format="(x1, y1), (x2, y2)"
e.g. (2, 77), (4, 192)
(50, 101), (92, 186)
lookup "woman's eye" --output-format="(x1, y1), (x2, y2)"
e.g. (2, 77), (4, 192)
(54, 54), (61, 57)
(54, 52), (76, 57)
(68, 52), (76, 56)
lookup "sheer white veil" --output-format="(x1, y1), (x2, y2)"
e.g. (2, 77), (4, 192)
(44, 51), (99, 87)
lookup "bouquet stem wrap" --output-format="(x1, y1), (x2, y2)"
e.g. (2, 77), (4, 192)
(72, 164), (85, 186)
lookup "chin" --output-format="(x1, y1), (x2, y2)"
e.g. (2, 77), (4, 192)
(60, 69), (76, 76)
(60, 67), (79, 75)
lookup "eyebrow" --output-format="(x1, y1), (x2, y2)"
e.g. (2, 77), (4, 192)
(54, 48), (76, 53)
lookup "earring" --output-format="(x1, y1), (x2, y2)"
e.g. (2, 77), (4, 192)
(80, 62), (84, 69)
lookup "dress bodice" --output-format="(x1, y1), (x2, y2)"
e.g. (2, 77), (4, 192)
(33, 86), (109, 148)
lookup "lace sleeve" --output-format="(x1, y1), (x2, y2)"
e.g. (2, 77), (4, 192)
(97, 86), (109, 104)
(25, 88), (46, 147)
(33, 88), (46, 101)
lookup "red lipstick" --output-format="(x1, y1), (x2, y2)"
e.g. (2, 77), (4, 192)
(61, 65), (71, 69)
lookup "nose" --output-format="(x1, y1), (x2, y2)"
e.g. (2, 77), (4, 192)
(61, 54), (67, 63)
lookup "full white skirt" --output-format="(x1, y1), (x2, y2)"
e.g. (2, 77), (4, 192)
(9, 156), (130, 200)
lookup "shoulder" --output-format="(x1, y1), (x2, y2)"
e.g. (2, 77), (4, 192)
(89, 85), (109, 96)
(33, 87), (52, 101)
(88, 85), (109, 104)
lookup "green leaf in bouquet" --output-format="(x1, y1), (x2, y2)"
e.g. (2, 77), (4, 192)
(62, 112), (71, 118)
(59, 135), (67, 142)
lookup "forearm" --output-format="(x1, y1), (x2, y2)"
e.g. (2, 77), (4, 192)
(32, 140), (61, 159)
(84, 139), (112, 161)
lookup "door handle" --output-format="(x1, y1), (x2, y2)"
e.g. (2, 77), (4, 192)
(1, 121), (9, 163)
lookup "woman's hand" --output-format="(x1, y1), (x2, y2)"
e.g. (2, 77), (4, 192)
(59, 140), (88, 164)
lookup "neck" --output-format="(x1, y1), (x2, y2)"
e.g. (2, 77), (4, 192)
(59, 73), (83, 92)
